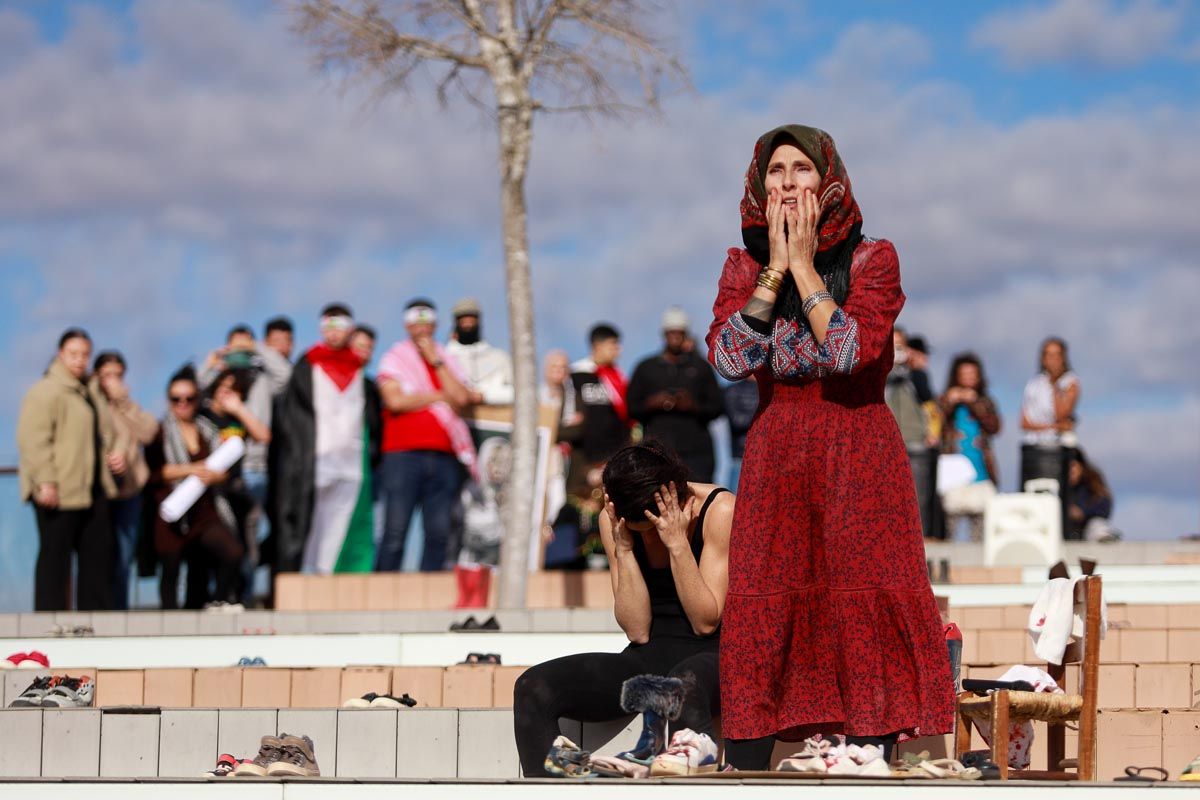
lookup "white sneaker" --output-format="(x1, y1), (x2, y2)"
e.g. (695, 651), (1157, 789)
(649, 729), (719, 776)
(778, 737), (829, 773)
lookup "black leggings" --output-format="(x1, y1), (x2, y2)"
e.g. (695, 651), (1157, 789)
(159, 521), (245, 609)
(514, 637), (719, 777)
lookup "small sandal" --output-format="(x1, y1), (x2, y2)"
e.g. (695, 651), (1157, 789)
(1114, 766), (1168, 782)
(918, 758), (981, 780)
(590, 754), (649, 778)
(545, 736), (592, 778)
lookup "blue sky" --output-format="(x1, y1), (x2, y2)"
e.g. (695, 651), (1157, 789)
(1, 0), (1197, 539)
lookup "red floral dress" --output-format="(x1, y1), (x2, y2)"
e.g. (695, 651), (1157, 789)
(706, 241), (954, 742)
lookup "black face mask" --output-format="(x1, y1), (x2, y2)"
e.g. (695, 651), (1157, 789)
(455, 322), (481, 346)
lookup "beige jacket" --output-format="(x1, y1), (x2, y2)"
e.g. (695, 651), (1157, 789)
(94, 377), (159, 500)
(17, 360), (119, 509)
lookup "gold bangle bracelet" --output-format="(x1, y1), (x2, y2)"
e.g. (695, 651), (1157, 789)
(756, 269), (784, 293)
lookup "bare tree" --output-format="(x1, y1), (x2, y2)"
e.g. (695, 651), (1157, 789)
(291, 0), (686, 607)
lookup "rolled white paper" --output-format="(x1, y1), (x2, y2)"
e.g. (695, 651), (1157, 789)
(159, 436), (246, 523)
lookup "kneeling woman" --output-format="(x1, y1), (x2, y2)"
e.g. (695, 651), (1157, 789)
(514, 441), (733, 776)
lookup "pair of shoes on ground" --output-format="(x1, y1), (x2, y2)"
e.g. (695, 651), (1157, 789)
(204, 601), (246, 614)
(236, 656), (267, 667)
(342, 692), (417, 708)
(777, 736), (893, 777)
(2, 651), (49, 668)
(546, 730), (719, 779)
(449, 615), (500, 632)
(224, 733), (320, 777)
(887, 750), (982, 780)
(9, 675), (94, 708)
(461, 652), (501, 665)
(47, 624), (92, 637)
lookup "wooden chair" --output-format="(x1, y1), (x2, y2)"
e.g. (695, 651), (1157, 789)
(954, 574), (1102, 780)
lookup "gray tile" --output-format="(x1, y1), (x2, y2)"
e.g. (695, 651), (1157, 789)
(336, 708), (397, 778)
(159, 709), (218, 777)
(395, 708), (457, 779)
(54, 612), (93, 629)
(124, 612), (164, 636)
(88, 613), (127, 637)
(529, 609), (572, 633)
(196, 614), (237, 635)
(100, 712), (159, 777)
(0, 709), (43, 776)
(217, 708), (277, 762)
(492, 610), (531, 632)
(42, 708), (101, 777)
(5, 668), (50, 708)
(265, 613), (310, 634)
(581, 715), (639, 756)
(457, 709), (518, 779)
(238, 611), (276, 633)
(413, 611), (457, 633)
(18, 613), (57, 637)
(308, 613), (381, 634)
(161, 612), (200, 635)
(0, 613), (19, 637)
(278, 709), (338, 776)
(376, 612), (421, 633)
(569, 609), (620, 633)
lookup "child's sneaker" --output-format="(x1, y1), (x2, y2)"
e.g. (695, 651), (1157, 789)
(234, 735), (284, 776)
(40, 675), (94, 708)
(9, 675), (57, 707)
(203, 754), (240, 777)
(649, 729), (719, 776)
(266, 734), (320, 777)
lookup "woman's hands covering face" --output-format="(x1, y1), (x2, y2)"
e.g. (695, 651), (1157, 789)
(785, 188), (820, 270)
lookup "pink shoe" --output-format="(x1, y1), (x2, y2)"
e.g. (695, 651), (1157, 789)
(649, 730), (719, 776)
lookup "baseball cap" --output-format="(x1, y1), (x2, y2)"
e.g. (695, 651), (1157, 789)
(661, 307), (690, 331)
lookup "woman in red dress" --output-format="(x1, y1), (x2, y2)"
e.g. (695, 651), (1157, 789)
(706, 125), (953, 768)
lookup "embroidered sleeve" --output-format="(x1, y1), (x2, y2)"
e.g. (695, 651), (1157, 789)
(770, 310), (860, 378)
(713, 311), (771, 380)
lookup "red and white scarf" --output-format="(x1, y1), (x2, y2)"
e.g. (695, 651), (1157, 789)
(378, 340), (477, 477)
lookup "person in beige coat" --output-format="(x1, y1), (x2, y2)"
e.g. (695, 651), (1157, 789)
(94, 350), (159, 610)
(17, 329), (125, 611)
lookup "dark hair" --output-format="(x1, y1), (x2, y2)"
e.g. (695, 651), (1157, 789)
(906, 335), (929, 355)
(208, 367), (254, 401)
(265, 316), (294, 336)
(227, 324), (254, 342)
(320, 303), (353, 318)
(58, 327), (91, 349)
(589, 323), (621, 345)
(353, 324), (377, 341)
(93, 350), (126, 373)
(601, 440), (691, 524)
(167, 364), (199, 392)
(1040, 337), (1071, 374)
(1071, 448), (1111, 500)
(945, 351), (989, 395)
(405, 298), (436, 311)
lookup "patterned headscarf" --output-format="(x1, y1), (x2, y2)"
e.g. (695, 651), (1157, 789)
(740, 124), (863, 308)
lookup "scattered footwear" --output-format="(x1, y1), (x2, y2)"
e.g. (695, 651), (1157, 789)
(235, 735), (284, 776)
(778, 737), (894, 777)
(1115, 766), (1168, 782)
(778, 738), (831, 773)
(47, 624), (93, 637)
(204, 754), (241, 777)
(343, 692), (417, 708)
(1180, 755), (1200, 781)
(236, 656), (267, 667)
(40, 675), (95, 708)
(650, 729), (720, 776)
(460, 652), (501, 665)
(616, 675), (684, 766)
(590, 754), (649, 778)
(4, 651), (51, 669)
(205, 601), (246, 614)
(544, 735), (592, 778)
(267, 734), (320, 777)
(9, 675), (58, 707)
(450, 615), (501, 632)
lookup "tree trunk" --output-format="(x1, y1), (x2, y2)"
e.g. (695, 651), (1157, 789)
(494, 98), (537, 609)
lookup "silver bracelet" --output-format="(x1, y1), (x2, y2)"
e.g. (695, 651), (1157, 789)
(802, 290), (834, 316)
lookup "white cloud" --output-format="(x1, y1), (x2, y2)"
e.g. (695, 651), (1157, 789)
(971, 0), (1184, 69)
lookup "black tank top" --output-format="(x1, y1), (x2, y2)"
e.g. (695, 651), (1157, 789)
(630, 487), (729, 642)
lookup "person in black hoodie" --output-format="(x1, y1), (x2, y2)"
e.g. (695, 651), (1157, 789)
(627, 308), (724, 481)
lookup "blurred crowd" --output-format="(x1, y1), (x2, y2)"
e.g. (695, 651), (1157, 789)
(15, 300), (1115, 612)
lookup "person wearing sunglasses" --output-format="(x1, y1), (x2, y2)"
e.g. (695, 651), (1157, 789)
(145, 366), (244, 609)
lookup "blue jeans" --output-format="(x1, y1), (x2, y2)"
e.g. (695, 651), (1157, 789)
(109, 495), (142, 611)
(725, 458), (744, 494)
(241, 467), (270, 603)
(376, 450), (462, 572)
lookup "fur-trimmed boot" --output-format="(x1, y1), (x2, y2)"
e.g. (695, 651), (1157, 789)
(617, 675), (685, 765)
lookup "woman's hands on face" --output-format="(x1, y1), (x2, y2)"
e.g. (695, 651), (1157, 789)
(645, 483), (697, 555)
(766, 188), (790, 272)
(785, 188), (820, 274)
(604, 493), (635, 554)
